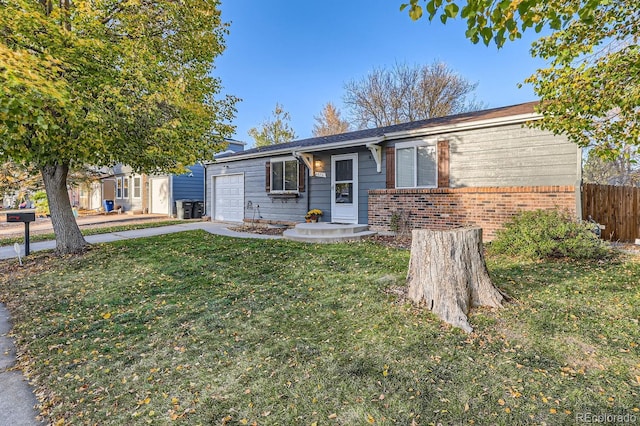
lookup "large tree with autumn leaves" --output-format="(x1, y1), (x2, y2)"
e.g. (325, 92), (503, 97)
(401, 0), (639, 160)
(0, 0), (236, 254)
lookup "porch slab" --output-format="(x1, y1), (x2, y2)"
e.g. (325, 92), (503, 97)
(283, 223), (376, 243)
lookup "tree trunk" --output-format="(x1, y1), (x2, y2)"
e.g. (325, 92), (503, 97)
(41, 163), (88, 255)
(407, 227), (505, 333)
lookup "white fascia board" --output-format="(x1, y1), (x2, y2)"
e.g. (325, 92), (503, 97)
(382, 113), (543, 140)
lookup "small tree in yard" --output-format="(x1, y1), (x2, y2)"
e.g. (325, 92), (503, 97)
(0, 0), (236, 255)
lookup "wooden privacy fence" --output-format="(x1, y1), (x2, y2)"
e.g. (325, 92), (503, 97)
(582, 184), (640, 242)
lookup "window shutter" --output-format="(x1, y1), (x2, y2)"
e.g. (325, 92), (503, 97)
(298, 162), (305, 192)
(385, 146), (395, 189)
(437, 140), (450, 188)
(265, 162), (271, 192)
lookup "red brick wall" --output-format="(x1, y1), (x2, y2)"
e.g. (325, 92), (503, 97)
(368, 186), (578, 240)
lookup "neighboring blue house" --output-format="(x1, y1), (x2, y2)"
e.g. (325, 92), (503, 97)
(87, 139), (245, 216)
(203, 103), (582, 237)
(148, 139), (246, 216)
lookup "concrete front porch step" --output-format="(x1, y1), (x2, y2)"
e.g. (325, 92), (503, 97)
(291, 223), (370, 236)
(283, 229), (377, 243)
(283, 223), (377, 243)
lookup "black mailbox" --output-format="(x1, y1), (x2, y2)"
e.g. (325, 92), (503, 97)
(7, 212), (36, 223)
(5, 210), (36, 256)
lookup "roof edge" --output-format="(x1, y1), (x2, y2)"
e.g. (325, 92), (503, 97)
(213, 102), (542, 163)
(384, 111), (543, 139)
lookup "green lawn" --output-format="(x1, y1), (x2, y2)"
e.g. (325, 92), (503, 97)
(0, 231), (638, 425)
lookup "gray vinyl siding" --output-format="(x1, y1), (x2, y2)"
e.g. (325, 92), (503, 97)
(206, 157), (309, 222)
(206, 147), (385, 224)
(308, 148), (384, 224)
(307, 152), (331, 220)
(447, 124), (578, 187)
(385, 124), (579, 188)
(357, 149), (385, 224)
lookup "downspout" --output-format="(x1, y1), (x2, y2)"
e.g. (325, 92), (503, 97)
(202, 163), (207, 216)
(147, 178), (152, 215)
(307, 165), (311, 215)
(168, 174), (174, 218)
(576, 146), (584, 220)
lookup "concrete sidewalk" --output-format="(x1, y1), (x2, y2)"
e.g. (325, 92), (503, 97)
(0, 221), (281, 260)
(0, 213), (172, 238)
(0, 221), (281, 425)
(0, 304), (43, 426)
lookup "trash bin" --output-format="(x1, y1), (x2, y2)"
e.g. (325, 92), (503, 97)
(192, 201), (204, 219)
(176, 200), (193, 219)
(103, 199), (114, 213)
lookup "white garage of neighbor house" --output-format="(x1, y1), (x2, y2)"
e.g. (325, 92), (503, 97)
(148, 176), (170, 215)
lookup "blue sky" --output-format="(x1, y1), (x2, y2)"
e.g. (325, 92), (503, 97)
(215, 1), (547, 146)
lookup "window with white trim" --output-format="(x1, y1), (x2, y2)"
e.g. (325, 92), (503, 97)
(115, 178), (123, 199)
(123, 177), (129, 199)
(133, 176), (141, 198)
(270, 157), (299, 193)
(395, 141), (437, 188)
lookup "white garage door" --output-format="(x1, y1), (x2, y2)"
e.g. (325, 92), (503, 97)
(149, 177), (170, 215)
(213, 174), (244, 222)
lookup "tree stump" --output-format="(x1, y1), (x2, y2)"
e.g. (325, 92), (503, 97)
(407, 227), (505, 333)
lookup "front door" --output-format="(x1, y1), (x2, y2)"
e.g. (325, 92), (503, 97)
(331, 153), (358, 224)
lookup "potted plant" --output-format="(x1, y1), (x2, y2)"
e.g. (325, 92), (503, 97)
(305, 208), (323, 223)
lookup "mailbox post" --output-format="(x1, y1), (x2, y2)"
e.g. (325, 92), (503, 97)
(6, 209), (36, 256)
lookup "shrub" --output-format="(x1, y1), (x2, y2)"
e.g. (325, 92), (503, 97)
(489, 209), (612, 260)
(32, 191), (50, 217)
